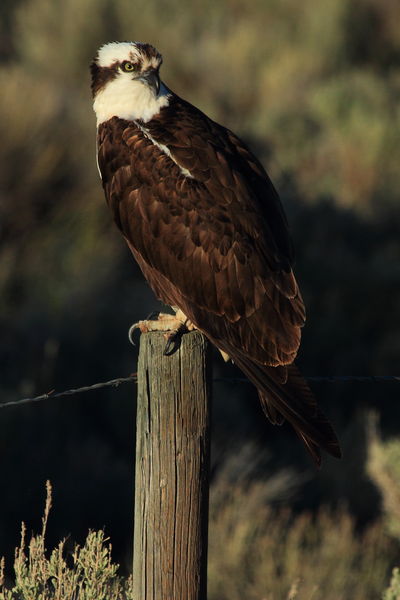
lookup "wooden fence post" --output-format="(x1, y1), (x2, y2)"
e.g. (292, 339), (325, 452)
(133, 330), (212, 600)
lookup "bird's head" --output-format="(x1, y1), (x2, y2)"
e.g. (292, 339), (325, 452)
(91, 41), (170, 125)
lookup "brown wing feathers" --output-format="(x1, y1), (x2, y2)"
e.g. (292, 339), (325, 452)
(97, 97), (341, 465)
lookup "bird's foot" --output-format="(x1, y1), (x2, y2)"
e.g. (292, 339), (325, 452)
(129, 312), (184, 341)
(128, 309), (197, 356)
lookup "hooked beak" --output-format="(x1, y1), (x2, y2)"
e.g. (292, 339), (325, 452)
(137, 69), (161, 96)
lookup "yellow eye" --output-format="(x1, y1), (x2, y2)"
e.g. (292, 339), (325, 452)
(121, 61), (135, 72)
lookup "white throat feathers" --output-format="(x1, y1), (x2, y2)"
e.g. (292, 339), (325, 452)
(93, 77), (170, 126)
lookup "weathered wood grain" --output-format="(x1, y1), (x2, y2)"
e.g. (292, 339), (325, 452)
(133, 331), (212, 600)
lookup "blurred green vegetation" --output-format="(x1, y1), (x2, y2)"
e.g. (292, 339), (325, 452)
(1, 0), (400, 594)
(368, 415), (400, 543)
(209, 473), (394, 599)
(384, 568), (400, 600)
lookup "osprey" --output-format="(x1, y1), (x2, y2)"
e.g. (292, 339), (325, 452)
(91, 41), (341, 466)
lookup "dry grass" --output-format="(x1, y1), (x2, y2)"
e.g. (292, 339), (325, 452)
(0, 482), (133, 600)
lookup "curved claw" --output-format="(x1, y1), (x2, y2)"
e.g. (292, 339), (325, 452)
(128, 324), (137, 346)
(163, 324), (187, 356)
(128, 311), (161, 344)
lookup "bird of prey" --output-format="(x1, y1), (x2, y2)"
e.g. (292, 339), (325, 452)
(91, 41), (341, 466)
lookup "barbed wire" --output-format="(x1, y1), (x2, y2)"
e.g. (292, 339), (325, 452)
(0, 376), (137, 410)
(1, 374), (400, 411)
